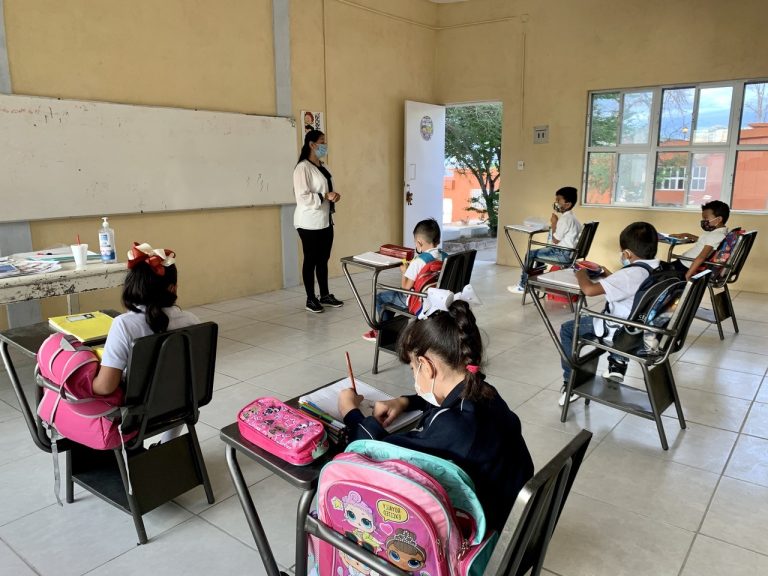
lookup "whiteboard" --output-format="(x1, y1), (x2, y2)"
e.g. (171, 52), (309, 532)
(0, 94), (297, 222)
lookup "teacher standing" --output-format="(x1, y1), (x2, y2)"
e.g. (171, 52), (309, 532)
(293, 129), (344, 313)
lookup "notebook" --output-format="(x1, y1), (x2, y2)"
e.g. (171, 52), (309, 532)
(299, 378), (422, 433)
(48, 311), (113, 344)
(352, 251), (403, 266)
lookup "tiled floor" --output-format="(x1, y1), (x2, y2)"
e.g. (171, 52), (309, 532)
(1, 257), (767, 575)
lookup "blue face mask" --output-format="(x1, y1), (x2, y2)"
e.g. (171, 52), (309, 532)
(314, 143), (327, 158)
(619, 251), (631, 267)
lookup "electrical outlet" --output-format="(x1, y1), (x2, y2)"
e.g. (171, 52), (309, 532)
(517, 160), (525, 170)
(533, 125), (549, 144)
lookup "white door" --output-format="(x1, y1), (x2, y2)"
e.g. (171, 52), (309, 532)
(404, 101), (445, 246)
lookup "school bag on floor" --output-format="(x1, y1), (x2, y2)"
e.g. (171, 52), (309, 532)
(605, 261), (687, 355)
(310, 439), (498, 576)
(407, 253), (445, 315)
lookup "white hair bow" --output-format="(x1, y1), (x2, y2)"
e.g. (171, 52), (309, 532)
(418, 285), (481, 320)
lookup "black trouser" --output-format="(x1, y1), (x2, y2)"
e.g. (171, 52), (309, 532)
(297, 226), (333, 299)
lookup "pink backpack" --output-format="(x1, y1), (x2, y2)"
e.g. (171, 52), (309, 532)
(238, 398), (329, 465)
(311, 440), (497, 576)
(35, 333), (134, 451)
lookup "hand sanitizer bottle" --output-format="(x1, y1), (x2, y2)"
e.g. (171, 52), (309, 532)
(99, 217), (116, 263)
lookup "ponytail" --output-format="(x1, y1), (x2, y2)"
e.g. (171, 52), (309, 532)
(297, 129), (324, 165)
(397, 300), (493, 402)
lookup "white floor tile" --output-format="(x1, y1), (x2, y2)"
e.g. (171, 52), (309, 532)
(701, 476), (768, 556)
(682, 534), (768, 576)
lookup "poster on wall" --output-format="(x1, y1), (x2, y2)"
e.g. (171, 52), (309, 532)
(301, 110), (324, 135)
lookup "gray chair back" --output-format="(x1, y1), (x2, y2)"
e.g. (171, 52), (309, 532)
(574, 221), (599, 261)
(484, 429), (593, 576)
(437, 249), (477, 292)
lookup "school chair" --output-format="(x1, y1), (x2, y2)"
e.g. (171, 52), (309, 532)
(519, 221), (600, 306)
(563, 271), (710, 450)
(303, 429), (593, 576)
(44, 322), (218, 544)
(372, 249), (476, 374)
(677, 229), (757, 340)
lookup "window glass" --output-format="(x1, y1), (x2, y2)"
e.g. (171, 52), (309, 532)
(693, 87), (732, 143)
(620, 92), (652, 144)
(615, 154), (647, 204)
(659, 88), (695, 146)
(589, 93), (620, 147)
(654, 152), (688, 207)
(688, 153), (725, 205)
(585, 153), (616, 204)
(733, 151), (768, 210)
(740, 82), (768, 144)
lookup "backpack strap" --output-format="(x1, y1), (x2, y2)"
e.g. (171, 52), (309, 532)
(419, 251), (436, 264)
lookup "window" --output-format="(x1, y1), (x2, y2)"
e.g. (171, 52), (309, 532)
(584, 79), (768, 212)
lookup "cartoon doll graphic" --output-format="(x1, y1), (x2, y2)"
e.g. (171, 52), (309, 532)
(341, 491), (383, 553)
(338, 551), (379, 576)
(385, 529), (426, 573)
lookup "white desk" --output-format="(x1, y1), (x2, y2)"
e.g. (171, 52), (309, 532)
(0, 261), (127, 315)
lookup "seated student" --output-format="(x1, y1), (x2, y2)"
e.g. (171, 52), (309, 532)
(341, 297), (534, 532)
(669, 200), (730, 280)
(362, 218), (447, 342)
(508, 186), (583, 293)
(558, 222), (661, 406)
(92, 242), (200, 410)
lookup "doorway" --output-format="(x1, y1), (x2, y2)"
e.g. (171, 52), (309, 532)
(442, 102), (502, 262)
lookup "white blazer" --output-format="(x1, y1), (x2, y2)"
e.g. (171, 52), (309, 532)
(293, 160), (331, 230)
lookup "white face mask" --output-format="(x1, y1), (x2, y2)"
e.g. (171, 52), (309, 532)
(619, 251), (631, 267)
(413, 360), (440, 407)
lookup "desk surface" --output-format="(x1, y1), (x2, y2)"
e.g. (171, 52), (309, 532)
(530, 268), (582, 290)
(0, 261), (127, 305)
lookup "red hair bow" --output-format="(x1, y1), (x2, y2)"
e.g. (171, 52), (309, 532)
(127, 242), (176, 276)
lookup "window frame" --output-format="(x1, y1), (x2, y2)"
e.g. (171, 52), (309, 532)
(582, 78), (768, 213)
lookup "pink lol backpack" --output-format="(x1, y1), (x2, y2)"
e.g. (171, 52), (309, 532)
(36, 333), (134, 451)
(238, 397), (329, 465)
(311, 439), (498, 576)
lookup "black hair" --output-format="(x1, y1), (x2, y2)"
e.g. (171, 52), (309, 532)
(619, 221), (658, 260)
(413, 218), (441, 245)
(122, 263), (178, 333)
(397, 300), (492, 402)
(297, 129), (324, 165)
(556, 186), (578, 208)
(702, 200), (730, 225)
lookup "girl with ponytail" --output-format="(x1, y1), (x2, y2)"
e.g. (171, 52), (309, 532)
(91, 242), (200, 396)
(338, 294), (534, 531)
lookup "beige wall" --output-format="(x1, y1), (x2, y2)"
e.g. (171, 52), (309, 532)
(2, 0), (767, 332)
(436, 0), (768, 292)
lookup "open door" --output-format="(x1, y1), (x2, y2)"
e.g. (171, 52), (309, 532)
(404, 101), (445, 246)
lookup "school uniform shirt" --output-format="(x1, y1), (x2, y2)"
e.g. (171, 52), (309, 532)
(101, 306), (201, 373)
(403, 248), (447, 282)
(679, 227), (727, 267)
(293, 159), (331, 230)
(343, 381), (534, 532)
(553, 210), (582, 249)
(596, 258), (660, 339)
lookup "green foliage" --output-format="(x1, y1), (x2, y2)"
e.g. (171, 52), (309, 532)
(445, 103), (502, 236)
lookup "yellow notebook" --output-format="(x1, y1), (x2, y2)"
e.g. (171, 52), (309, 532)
(48, 311), (113, 344)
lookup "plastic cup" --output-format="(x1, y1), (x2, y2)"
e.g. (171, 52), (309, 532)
(71, 244), (88, 270)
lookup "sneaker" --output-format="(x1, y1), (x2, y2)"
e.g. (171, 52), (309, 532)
(507, 284), (525, 294)
(602, 360), (628, 383)
(319, 294), (344, 308)
(362, 329), (378, 342)
(558, 385), (579, 407)
(305, 297), (324, 313)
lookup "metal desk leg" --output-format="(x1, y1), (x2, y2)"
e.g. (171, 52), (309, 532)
(0, 341), (47, 451)
(341, 262), (384, 330)
(225, 446), (283, 576)
(294, 487), (317, 576)
(66, 293), (80, 314)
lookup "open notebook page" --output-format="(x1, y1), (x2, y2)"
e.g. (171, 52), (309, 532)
(299, 378), (421, 433)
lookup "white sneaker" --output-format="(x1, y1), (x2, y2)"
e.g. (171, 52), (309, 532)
(507, 284), (525, 294)
(558, 385), (578, 407)
(601, 361), (627, 383)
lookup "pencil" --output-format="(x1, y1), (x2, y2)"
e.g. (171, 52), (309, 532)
(345, 351), (357, 394)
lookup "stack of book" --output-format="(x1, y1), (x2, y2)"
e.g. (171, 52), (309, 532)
(48, 311), (113, 344)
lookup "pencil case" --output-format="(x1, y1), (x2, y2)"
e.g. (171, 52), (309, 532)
(238, 397), (329, 465)
(379, 244), (415, 261)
